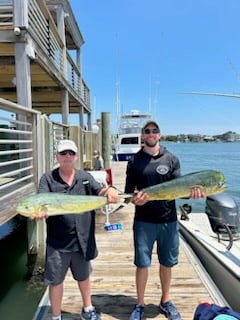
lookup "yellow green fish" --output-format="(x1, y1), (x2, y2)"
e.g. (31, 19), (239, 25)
(16, 170), (226, 217)
(17, 193), (108, 217)
(139, 169), (226, 201)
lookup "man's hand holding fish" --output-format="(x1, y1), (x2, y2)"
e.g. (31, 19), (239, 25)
(190, 187), (206, 199)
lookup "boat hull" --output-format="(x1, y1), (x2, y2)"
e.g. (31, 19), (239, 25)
(113, 134), (141, 161)
(179, 213), (240, 312)
(113, 152), (136, 161)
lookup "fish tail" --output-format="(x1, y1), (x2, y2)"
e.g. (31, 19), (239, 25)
(119, 194), (134, 204)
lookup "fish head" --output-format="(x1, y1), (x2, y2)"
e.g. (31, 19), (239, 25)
(215, 171), (226, 190)
(207, 170), (227, 194)
(16, 195), (42, 217)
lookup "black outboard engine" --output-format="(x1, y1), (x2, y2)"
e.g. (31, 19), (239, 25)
(205, 192), (240, 250)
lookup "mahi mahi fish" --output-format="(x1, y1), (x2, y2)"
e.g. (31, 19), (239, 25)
(16, 193), (108, 217)
(16, 170), (226, 217)
(138, 169), (226, 201)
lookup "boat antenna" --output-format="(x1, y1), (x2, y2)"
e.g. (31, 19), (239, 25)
(115, 33), (121, 133)
(116, 80), (121, 132)
(148, 73), (152, 114)
(153, 77), (160, 120)
(178, 91), (240, 98)
(228, 58), (240, 83)
(93, 95), (97, 123)
(178, 58), (240, 99)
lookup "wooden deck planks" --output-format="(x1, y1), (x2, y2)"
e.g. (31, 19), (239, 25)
(39, 161), (226, 320)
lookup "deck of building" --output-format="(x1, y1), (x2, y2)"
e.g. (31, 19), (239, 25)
(35, 161), (226, 320)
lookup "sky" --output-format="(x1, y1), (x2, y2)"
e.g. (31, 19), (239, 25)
(69, 0), (240, 135)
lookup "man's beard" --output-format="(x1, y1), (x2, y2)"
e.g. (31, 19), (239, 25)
(144, 140), (159, 148)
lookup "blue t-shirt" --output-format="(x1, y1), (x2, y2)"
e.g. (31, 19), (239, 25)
(125, 147), (181, 223)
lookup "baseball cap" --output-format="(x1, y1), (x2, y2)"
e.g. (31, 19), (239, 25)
(142, 120), (160, 131)
(57, 139), (78, 153)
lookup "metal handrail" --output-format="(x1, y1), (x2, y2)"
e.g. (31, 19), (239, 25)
(0, 1), (13, 26)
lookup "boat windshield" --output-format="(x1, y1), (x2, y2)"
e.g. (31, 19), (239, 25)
(121, 137), (139, 144)
(118, 111), (151, 135)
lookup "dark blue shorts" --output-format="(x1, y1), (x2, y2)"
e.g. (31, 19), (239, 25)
(133, 220), (179, 268)
(44, 246), (92, 285)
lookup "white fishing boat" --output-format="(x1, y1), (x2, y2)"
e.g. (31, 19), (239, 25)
(113, 109), (151, 161)
(178, 193), (240, 312)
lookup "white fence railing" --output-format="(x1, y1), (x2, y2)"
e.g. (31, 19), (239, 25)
(0, 98), (99, 225)
(0, 0), (13, 26)
(0, 98), (41, 223)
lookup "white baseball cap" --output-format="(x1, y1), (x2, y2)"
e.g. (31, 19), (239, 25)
(57, 140), (78, 153)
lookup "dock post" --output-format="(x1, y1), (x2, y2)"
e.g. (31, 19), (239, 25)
(26, 219), (46, 278)
(101, 112), (111, 168)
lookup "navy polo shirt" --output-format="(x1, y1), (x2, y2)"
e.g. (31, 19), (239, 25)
(38, 168), (103, 260)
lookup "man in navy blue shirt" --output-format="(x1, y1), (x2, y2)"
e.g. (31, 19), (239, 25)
(125, 121), (205, 320)
(33, 139), (118, 320)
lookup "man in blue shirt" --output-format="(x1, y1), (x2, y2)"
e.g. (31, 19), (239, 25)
(33, 139), (118, 320)
(125, 121), (205, 320)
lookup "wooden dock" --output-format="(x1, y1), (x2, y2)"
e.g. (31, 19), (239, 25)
(34, 161), (227, 320)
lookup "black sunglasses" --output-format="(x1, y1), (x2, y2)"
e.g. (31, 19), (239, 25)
(143, 128), (160, 134)
(59, 150), (76, 156)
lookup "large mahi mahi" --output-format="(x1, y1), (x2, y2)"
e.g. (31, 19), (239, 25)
(16, 170), (226, 217)
(17, 193), (107, 217)
(139, 169), (226, 200)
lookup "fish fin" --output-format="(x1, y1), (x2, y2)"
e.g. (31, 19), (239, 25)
(120, 194), (134, 204)
(40, 204), (48, 214)
(107, 203), (126, 214)
(106, 194), (133, 214)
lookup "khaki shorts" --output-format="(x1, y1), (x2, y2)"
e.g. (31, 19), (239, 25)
(44, 246), (92, 285)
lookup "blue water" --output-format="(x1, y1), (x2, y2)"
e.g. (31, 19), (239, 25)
(0, 217), (46, 320)
(161, 142), (240, 212)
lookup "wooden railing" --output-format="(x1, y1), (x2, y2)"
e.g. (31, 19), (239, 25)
(0, 98), (99, 225)
(0, 0), (13, 26)
(27, 0), (90, 104)
(0, 98), (41, 224)
(28, 0), (65, 74)
(0, 0), (90, 106)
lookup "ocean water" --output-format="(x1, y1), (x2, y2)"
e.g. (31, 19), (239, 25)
(0, 217), (46, 320)
(161, 142), (240, 213)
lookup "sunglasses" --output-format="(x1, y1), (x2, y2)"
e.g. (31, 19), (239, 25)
(59, 150), (76, 156)
(143, 128), (160, 134)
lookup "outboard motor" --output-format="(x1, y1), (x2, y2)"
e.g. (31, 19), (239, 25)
(205, 192), (240, 250)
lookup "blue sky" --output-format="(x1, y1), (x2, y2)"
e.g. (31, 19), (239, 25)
(69, 0), (240, 135)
